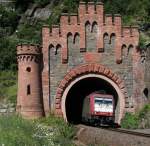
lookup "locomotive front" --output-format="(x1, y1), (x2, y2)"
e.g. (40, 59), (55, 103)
(82, 92), (115, 126)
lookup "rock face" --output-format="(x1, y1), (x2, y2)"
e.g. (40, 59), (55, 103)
(0, 103), (15, 115)
(33, 5), (52, 20)
(20, 3), (52, 24)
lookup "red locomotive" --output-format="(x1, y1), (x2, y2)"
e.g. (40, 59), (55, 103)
(82, 91), (115, 126)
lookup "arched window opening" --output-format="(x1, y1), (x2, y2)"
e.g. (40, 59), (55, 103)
(127, 44), (134, 56)
(55, 44), (61, 55)
(27, 85), (31, 95)
(103, 33), (109, 51)
(91, 21), (98, 33)
(73, 33), (80, 44)
(85, 21), (91, 32)
(49, 44), (55, 55)
(121, 44), (127, 60)
(67, 32), (73, 46)
(110, 33), (116, 44)
(143, 88), (149, 98)
(26, 67), (31, 72)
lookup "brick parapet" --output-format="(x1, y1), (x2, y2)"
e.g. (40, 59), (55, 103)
(17, 44), (42, 55)
(42, 1), (139, 65)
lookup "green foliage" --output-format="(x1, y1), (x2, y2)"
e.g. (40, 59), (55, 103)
(139, 104), (150, 118)
(121, 104), (150, 129)
(0, 5), (19, 36)
(139, 33), (150, 48)
(0, 37), (17, 71)
(0, 71), (17, 103)
(104, 0), (150, 25)
(37, 115), (76, 146)
(121, 112), (139, 129)
(16, 22), (42, 44)
(0, 114), (76, 146)
(15, 0), (33, 12)
(0, 114), (48, 146)
(138, 104), (150, 128)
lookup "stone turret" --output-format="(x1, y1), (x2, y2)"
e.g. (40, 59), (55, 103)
(16, 44), (44, 118)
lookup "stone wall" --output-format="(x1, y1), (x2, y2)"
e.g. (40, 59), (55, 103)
(0, 103), (15, 115)
(42, 1), (140, 115)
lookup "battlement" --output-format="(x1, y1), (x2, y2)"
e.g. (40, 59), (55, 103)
(17, 44), (42, 55)
(122, 26), (139, 37)
(79, 1), (103, 15)
(42, 0), (139, 64)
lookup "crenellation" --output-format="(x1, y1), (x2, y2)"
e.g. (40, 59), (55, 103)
(60, 14), (69, 26)
(131, 26), (139, 37)
(105, 14), (113, 25)
(17, 44), (41, 55)
(95, 2), (103, 19)
(87, 2), (96, 14)
(69, 14), (78, 25)
(122, 26), (132, 37)
(51, 25), (61, 36)
(114, 14), (122, 26)
(42, 25), (50, 37)
(78, 1), (86, 16)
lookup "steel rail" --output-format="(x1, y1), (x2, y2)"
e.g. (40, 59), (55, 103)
(106, 128), (150, 138)
(78, 124), (150, 138)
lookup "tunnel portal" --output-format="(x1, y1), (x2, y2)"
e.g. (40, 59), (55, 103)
(65, 77), (118, 124)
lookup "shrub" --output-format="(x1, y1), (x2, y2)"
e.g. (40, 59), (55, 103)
(121, 104), (150, 129)
(0, 71), (17, 103)
(138, 104), (150, 128)
(0, 37), (17, 71)
(121, 112), (139, 129)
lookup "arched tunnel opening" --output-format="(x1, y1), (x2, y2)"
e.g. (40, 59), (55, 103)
(65, 77), (118, 124)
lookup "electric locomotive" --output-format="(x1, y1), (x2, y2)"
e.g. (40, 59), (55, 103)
(82, 91), (115, 126)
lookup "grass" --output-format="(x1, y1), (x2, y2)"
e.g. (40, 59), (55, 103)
(0, 71), (17, 104)
(121, 104), (150, 129)
(37, 115), (76, 146)
(0, 114), (76, 146)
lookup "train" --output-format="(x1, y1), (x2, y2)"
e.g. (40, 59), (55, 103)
(82, 91), (117, 127)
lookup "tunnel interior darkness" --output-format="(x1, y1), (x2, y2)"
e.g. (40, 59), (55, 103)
(65, 77), (118, 124)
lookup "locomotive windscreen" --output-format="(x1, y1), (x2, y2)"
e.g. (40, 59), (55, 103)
(94, 97), (113, 113)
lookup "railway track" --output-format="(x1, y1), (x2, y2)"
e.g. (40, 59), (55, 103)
(104, 127), (150, 138)
(77, 124), (150, 138)
(76, 124), (150, 146)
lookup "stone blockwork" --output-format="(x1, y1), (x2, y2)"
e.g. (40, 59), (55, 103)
(17, 1), (149, 120)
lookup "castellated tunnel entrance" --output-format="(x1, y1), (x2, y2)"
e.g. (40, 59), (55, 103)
(64, 75), (119, 124)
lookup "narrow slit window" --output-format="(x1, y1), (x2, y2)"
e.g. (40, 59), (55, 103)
(27, 85), (31, 95)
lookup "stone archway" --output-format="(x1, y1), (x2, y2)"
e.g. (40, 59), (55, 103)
(55, 64), (126, 124)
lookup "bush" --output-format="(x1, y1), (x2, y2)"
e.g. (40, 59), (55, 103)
(121, 104), (150, 129)
(0, 71), (17, 104)
(0, 5), (19, 36)
(17, 23), (42, 44)
(0, 37), (17, 71)
(121, 112), (139, 129)
(138, 104), (150, 128)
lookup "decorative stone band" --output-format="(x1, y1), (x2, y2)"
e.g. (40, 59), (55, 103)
(55, 63), (128, 116)
(17, 44), (42, 55)
(17, 54), (42, 63)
